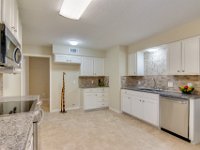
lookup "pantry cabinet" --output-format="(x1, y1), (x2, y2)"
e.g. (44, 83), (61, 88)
(168, 37), (200, 75)
(81, 57), (104, 76)
(121, 90), (159, 126)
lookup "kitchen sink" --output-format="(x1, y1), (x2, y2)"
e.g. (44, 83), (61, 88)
(138, 87), (164, 92)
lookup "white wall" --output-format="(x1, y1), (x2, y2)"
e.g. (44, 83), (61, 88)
(21, 56), (29, 96)
(3, 73), (21, 96)
(53, 45), (105, 57)
(128, 17), (200, 53)
(51, 63), (80, 111)
(105, 46), (127, 112)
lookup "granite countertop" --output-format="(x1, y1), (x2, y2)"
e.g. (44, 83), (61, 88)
(0, 96), (41, 150)
(0, 113), (34, 150)
(80, 86), (109, 89)
(122, 87), (200, 100)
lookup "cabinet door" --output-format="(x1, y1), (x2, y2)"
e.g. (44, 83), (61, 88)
(81, 57), (94, 76)
(182, 37), (200, 74)
(121, 94), (132, 114)
(18, 18), (22, 46)
(131, 97), (143, 119)
(143, 99), (159, 126)
(83, 94), (97, 110)
(93, 58), (104, 76)
(0, 0), (2, 23)
(2, 0), (12, 31)
(128, 53), (137, 75)
(136, 52), (144, 76)
(168, 41), (182, 75)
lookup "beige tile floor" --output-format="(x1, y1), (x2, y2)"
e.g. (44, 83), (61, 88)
(38, 109), (200, 150)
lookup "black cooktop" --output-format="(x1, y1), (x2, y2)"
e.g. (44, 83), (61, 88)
(0, 100), (36, 115)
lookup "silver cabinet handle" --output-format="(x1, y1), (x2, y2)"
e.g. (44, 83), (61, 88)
(177, 70), (180, 72)
(182, 70), (185, 72)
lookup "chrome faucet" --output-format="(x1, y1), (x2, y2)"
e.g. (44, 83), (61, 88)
(152, 78), (157, 89)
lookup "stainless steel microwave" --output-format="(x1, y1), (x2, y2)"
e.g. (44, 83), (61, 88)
(0, 23), (22, 68)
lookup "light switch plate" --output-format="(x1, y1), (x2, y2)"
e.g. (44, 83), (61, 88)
(188, 83), (193, 86)
(168, 81), (173, 87)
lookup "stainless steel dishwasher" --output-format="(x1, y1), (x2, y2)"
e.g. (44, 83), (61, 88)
(160, 96), (189, 140)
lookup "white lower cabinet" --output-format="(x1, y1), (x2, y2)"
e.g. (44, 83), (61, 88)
(82, 88), (109, 110)
(131, 97), (143, 119)
(121, 94), (132, 114)
(121, 90), (159, 126)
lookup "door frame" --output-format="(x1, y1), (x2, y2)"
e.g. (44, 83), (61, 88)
(21, 54), (52, 112)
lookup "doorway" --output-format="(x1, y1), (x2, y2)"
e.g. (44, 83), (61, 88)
(23, 56), (50, 112)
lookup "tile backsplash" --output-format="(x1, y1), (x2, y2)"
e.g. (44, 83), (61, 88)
(144, 48), (167, 75)
(122, 75), (200, 95)
(0, 74), (2, 96)
(79, 76), (109, 88)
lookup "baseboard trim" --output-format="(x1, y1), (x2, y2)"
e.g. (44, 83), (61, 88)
(109, 107), (122, 113)
(50, 106), (80, 112)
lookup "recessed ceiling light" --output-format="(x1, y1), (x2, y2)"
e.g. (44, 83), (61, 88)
(69, 40), (79, 46)
(59, 0), (93, 20)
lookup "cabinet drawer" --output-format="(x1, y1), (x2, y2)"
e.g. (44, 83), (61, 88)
(83, 88), (108, 93)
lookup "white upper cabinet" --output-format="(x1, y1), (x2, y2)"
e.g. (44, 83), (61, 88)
(81, 57), (104, 76)
(54, 54), (81, 64)
(0, 0), (2, 23)
(182, 37), (200, 74)
(81, 57), (94, 76)
(2, 0), (12, 31)
(93, 58), (104, 76)
(2, 0), (22, 46)
(168, 37), (200, 75)
(168, 41), (182, 75)
(128, 52), (144, 76)
(128, 53), (137, 75)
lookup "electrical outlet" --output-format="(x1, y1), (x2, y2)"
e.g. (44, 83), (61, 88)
(91, 80), (94, 84)
(138, 81), (141, 85)
(168, 81), (173, 87)
(188, 83), (193, 86)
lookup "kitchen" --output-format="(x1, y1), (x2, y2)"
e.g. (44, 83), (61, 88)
(1, 0), (200, 150)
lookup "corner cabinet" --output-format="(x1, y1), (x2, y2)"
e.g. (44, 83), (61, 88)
(168, 37), (200, 75)
(121, 90), (159, 127)
(80, 57), (104, 76)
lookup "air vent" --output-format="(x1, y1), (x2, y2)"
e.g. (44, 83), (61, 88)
(69, 48), (79, 54)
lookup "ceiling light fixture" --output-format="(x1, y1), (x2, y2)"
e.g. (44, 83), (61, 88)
(59, 0), (93, 20)
(69, 40), (79, 46)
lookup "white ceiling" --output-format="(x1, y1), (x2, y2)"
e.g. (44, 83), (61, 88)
(17, 0), (200, 50)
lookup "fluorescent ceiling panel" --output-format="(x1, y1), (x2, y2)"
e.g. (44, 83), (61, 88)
(59, 0), (93, 20)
